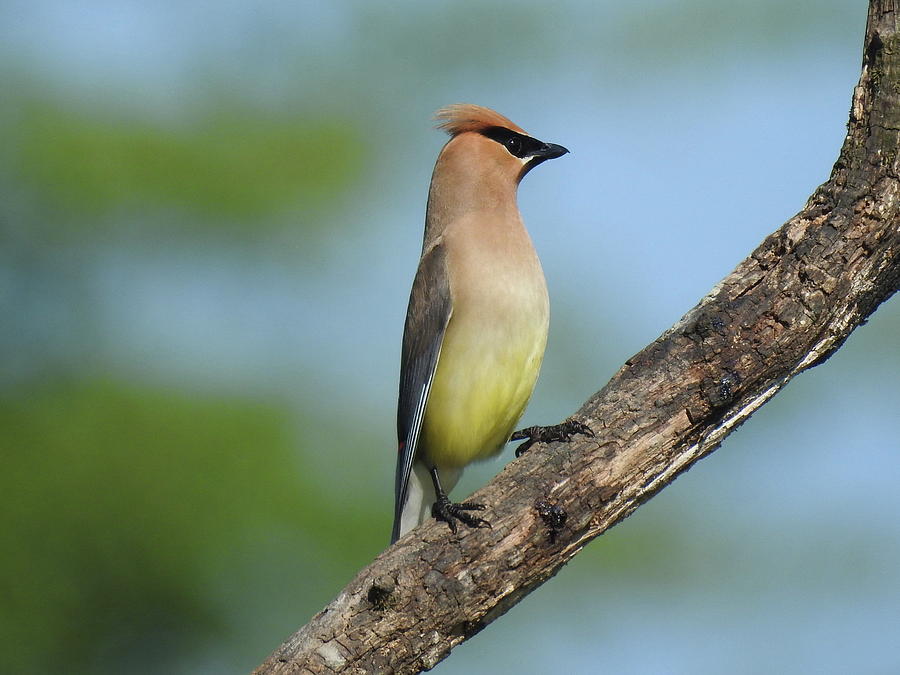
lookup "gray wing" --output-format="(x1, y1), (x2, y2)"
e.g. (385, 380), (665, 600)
(392, 242), (452, 543)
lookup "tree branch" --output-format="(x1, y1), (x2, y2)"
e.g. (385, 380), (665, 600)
(254, 2), (900, 672)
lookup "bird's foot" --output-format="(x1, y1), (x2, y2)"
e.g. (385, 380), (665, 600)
(512, 419), (594, 457)
(432, 495), (491, 534)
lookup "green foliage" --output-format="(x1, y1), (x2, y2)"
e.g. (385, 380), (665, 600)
(14, 101), (366, 229)
(0, 378), (377, 674)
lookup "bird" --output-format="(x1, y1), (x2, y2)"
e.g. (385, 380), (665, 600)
(392, 103), (573, 544)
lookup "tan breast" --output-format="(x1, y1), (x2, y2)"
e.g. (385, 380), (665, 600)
(420, 209), (549, 468)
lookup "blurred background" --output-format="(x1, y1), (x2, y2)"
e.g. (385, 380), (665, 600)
(1, 1), (898, 673)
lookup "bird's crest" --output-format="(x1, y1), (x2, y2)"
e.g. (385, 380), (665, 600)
(434, 104), (526, 137)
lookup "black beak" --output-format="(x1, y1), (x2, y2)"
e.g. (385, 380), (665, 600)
(521, 140), (569, 179)
(533, 142), (569, 161)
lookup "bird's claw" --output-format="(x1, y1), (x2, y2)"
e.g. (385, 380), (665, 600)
(432, 497), (491, 534)
(512, 419), (594, 457)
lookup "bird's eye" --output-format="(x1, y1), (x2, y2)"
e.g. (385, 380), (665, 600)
(506, 136), (522, 156)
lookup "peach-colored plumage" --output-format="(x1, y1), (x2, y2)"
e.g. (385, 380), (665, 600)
(434, 103), (527, 136)
(393, 104), (567, 543)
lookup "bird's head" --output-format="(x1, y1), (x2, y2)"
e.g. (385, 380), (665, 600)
(434, 104), (568, 184)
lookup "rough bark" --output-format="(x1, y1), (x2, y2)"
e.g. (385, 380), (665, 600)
(254, 2), (900, 673)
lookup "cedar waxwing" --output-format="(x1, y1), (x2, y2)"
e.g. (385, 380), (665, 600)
(392, 104), (571, 543)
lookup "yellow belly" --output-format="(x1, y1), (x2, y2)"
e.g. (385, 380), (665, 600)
(420, 312), (548, 469)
